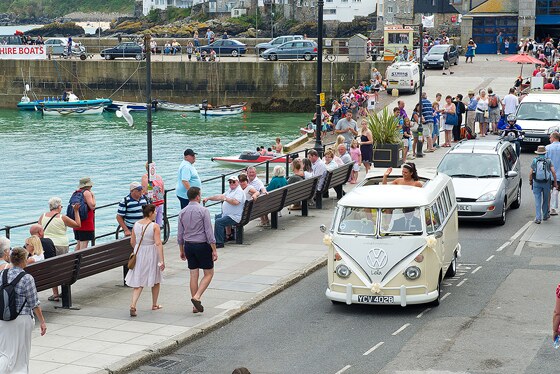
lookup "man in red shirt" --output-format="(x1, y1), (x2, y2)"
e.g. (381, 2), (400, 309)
(544, 78), (556, 90)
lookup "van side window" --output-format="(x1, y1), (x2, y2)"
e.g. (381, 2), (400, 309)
(425, 208), (434, 234)
(430, 203), (441, 230)
(437, 197), (448, 219)
(443, 187), (453, 212)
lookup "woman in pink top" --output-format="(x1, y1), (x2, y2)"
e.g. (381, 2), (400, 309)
(349, 139), (362, 183)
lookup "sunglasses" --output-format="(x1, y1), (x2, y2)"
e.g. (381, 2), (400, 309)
(228, 180), (237, 184)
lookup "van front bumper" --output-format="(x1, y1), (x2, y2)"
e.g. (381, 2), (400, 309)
(325, 284), (438, 307)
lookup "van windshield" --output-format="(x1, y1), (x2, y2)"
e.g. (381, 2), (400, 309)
(380, 208), (423, 236)
(517, 102), (560, 121)
(337, 207), (378, 236)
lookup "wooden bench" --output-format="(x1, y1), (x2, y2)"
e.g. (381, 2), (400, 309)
(315, 162), (354, 209)
(26, 238), (132, 309)
(234, 176), (320, 244)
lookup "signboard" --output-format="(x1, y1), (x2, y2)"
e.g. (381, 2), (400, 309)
(0, 45), (46, 60)
(148, 162), (157, 182)
(451, 15), (457, 23)
(320, 92), (325, 107)
(422, 15), (434, 28)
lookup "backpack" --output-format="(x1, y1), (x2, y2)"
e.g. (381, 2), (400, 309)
(533, 158), (551, 183)
(0, 270), (27, 321)
(66, 190), (89, 221)
(465, 126), (477, 140)
(488, 95), (499, 108)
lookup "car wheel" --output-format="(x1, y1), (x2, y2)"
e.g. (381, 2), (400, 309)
(445, 251), (457, 278)
(258, 49), (266, 56)
(231, 50), (239, 57)
(496, 200), (507, 226)
(511, 182), (522, 209)
(269, 53), (278, 61)
(304, 53), (313, 61)
(135, 53), (143, 60)
(104, 54), (112, 60)
(79, 54), (86, 61)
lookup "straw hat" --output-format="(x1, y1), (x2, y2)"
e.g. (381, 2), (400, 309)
(78, 177), (93, 189)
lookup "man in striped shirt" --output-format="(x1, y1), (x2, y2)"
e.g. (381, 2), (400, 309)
(116, 182), (149, 237)
(421, 92), (435, 152)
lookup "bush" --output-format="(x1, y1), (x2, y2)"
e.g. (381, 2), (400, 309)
(367, 107), (401, 145)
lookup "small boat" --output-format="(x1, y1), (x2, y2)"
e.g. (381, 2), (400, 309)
(42, 105), (105, 116)
(17, 90), (112, 111)
(212, 151), (290, 169)
(106, 100), (157, 112)
(155, 100), (199, 112)
(200, 102), (246, 117)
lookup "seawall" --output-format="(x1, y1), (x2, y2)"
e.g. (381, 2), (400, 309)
(3, 60), (391, 111)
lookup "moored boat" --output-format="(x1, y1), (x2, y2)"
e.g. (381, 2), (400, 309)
(155, 100), (199, 112)
(106, 100), (157, 112)
(17, 92), (112, 111)
(200, 102), (246, 116)
(211, 151), (290, 169)
(42, 105), (105, 116)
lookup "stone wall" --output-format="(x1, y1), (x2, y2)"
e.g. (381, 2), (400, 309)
(2, 59), (389, 111)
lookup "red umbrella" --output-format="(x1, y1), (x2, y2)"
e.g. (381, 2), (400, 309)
(503, 53), (544, 76)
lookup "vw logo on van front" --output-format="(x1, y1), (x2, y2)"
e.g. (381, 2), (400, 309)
(366, 248), (388, 269)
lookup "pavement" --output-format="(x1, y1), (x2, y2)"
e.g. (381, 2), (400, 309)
(28, 54), (541, 374)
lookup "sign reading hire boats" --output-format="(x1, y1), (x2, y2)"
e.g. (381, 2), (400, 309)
(0, 45), (46, 60)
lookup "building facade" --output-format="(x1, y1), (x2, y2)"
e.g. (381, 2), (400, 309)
(323, 0), (377, 23)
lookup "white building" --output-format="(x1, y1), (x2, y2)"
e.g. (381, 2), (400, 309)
(323, 0), (377, 22)
(142, 0), (205, 15)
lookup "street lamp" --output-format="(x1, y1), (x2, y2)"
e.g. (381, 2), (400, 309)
(144, 34), (153, 165)
(314, 0), (324, 154)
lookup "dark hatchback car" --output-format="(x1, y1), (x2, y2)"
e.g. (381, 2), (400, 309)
(423, 44), (459, 69)
(101, 42), (145, 60)
(198, 39), (247, 57)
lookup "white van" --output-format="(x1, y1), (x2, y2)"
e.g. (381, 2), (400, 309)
(324, 169), (461, 306)
(385, 62), (422, 95)
(516, 92), (560, 147)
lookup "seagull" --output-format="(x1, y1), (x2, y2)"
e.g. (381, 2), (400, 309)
(116, 105), (134, 127)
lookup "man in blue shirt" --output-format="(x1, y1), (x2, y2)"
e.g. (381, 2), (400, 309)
(530, 146), (558, 223)
(546, 132), (560, 215)
(176, 149), (202, 209)
(116, 182), (149, 236)
(466, 90), (478, 135)
(421, 92), (435, 152)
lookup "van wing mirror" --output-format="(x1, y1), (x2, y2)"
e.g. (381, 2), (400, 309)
(319, 224), (327, 233)
(434, 230), (443, 239)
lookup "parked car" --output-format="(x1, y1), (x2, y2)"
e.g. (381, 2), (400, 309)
(198, 39), (247, 57)
(261, 40), (318, 61)
(423, 44), (459, 69)
(255, 35), (304, 56)
(101, 42), (144, 60)
(515, 93), (560, 148)
(45, 38), (87, 59)
(437, 139), (521, 225)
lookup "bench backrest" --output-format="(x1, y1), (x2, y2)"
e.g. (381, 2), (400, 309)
(284, 176), (319, 206)
(76, 238), (132, 280)
(26, 254), (81, 292)
(248, 188), (287, 221)
(326, 163), (353, 190)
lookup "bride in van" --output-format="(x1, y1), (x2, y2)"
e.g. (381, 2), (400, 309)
(382, 163), (423, 187)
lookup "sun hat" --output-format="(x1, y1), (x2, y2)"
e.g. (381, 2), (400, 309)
(78, 177), (93, 189)
(535, 145), (547, 155)
(228, 175), (239, 182)
(468, 90), (475, 95)
(129, 181), (142, 191)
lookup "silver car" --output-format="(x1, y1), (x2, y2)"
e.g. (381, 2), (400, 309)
(255, 35), (304, 56)
(437, 140), (521, 225)
(261, 40), (318, 61)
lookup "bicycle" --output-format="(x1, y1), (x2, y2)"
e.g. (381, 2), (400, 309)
(323, 49), (336, 62)
(115, 216), (170, 244)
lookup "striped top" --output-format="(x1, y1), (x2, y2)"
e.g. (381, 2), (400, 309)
(117, 194), (149, 229)
(421, 98), (433, 123)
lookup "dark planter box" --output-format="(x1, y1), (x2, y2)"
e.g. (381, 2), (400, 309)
(373, 143), (403, 168)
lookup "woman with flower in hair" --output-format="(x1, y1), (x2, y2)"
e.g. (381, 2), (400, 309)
(381, 163), (423, 187)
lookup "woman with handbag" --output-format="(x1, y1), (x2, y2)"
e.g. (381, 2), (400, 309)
(441, 95), (457, 147)
(475, 90), (490, 137)
(126, 204), (165, 317)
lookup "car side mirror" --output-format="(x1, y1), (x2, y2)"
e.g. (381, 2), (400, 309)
(506, 171), (518, 178)
(319, 224), (326, 233)
(434, 230), (443, 239)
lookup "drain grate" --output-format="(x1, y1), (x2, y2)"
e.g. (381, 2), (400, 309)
(148, 359), (180, 369)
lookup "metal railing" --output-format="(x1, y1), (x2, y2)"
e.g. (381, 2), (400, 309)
(1, 142), (333, 247)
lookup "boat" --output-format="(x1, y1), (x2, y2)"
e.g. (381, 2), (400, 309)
(211, 151), (291, 169)
(106, 100), (157, 112)
(155, 100), (199, 112)
(42, 105), (105, 116)
(200, 102), (246, 117)
(17, 89), (112, 111)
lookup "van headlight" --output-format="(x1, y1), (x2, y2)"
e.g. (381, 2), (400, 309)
(477, 191), (496, 202)
(548, 126), (560, 134)
(404, 266), (421, 280)
(335, 264), (351, 278)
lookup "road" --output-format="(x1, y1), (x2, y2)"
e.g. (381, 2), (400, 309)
(130, 150), (559, 374)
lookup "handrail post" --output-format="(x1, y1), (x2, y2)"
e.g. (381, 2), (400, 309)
(221, 175), (226, 194)
(285, 154), (289, 178)
(265, 162), (270, 184)
(5, 226), (10, 239)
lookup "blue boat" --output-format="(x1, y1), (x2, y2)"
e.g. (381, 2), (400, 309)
(17, 90), (112, 111)
(106, 100), (157, 112)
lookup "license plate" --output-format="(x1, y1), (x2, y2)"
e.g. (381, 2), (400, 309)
(429, 61), (437, 64)
(357, 295), (394, 303)
(389, 81), (398, 85)
(458, 205), (471, 211)
(524, 137), (540, 143)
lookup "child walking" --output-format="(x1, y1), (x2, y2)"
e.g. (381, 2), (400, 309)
(349, 139), (362, 184)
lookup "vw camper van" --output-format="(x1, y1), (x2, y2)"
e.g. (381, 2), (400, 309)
(324, 169), (460, 306)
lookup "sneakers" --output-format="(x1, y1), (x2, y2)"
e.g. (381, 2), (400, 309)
(544, 214), (551, 221)
(442, 72), (447, 75)
(535, 219), (541, 224)
(450, 71), (454, 75)
(551, 209), (558, 216)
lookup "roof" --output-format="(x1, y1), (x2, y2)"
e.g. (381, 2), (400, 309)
(470, 0), (518, 13)
(447, 139), (504, 154)
(521, 93), (560, 104)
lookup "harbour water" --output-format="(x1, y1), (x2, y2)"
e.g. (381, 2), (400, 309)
(1, 108), (310, 246)
(0, 23), (110, 36)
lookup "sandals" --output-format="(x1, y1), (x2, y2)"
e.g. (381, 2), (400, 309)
(130, 306), (137, 317)
(225, 234), (235, 242)
(152, 305), (163, 310)
(48, 295), (60, 302)
(191, 298), (204, 313)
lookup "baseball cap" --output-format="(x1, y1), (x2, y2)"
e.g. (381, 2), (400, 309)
(130, 182), (142, 191)
(184, 149), (197, 157)
(228, 176), (239, 182)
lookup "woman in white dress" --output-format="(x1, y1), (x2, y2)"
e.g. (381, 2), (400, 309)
(126, 204), (165, 317)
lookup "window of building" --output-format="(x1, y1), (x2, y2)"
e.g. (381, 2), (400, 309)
(537, 0), (560, 15)
(324, 8), (336, 14)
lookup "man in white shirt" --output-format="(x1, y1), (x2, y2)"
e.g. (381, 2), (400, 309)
(502, 88), (519, 118)
(308, 149), (327, 191)
(246, 166), (269, 226)
(203, 176), (246, 248)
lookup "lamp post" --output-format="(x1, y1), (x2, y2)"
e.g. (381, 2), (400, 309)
(144, 34), (153, 165)
(314, 0), (324, 154)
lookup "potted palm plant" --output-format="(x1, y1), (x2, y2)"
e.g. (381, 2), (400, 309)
(366, 107), (403, 168)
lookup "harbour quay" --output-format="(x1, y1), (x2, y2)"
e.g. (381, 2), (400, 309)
(1, 59), (389, 111)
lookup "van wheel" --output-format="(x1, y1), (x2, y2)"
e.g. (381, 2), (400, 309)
(511, 183), (521, 209)
(429, 277), (441, 307)
(496, 200), (507, 226)
(445, 251), (457, 278)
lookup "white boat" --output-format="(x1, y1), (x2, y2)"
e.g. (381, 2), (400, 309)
(200, 102), (246, 117)
(42, 105), (105, 116)
(156, 100), (199, 112)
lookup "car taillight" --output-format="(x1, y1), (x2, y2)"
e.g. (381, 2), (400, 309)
(313, 47), (317, 53)
(410, 80), (414, 86)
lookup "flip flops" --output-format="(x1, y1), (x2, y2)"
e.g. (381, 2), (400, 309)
(191, 298), (204, 313)
(48, 295), (60, 302)
(152, 305), (163, 310)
